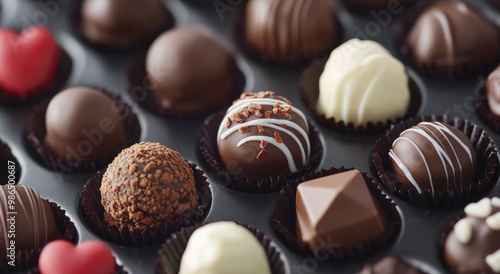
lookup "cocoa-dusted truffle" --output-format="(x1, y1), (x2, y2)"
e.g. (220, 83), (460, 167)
(100, 142), (198, 231)
(217, 91), (310, 180)
(44, 87), (126, 164)
(389, 121), (476, 195)
(81, 0), (168, 48)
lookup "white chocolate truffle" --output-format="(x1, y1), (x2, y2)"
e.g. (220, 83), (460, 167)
(317, 39), (410, 126)
(178, 222), (272, 274)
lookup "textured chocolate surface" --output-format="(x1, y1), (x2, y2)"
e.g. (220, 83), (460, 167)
(146, 27), (234, 114)
(217, 91), (310, 180)
(243, 0), (338, 64)
(0, 185), (59, 259)
(389, 121), (476, 195)
(81, 0), (167, 48)
(488, 66), (500, 117)
(295, 170), (386, 250)
(357, 257), (426, 274)
(100, 142), (198, 231)
(444, 198), (500, 274)
(44, 87), (126, 164)
(406, 1), (500, 72)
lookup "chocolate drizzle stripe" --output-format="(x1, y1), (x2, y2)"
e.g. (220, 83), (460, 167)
(240, 135), (298, 171)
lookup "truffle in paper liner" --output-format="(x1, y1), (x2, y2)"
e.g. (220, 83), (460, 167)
(271, 167), (401, 262)
(79, 162), (212, 247)
(198, 110), (323, 193)
(0, 139), (21, 185)
(371, 115), (498, 209)
(0, 202), (77, 273)
(300, 58), (422, 135)
(126, 51), (245, 119)
(26, 88), (141, 174)
(476, 80), (500, 133)
(155, 223), (286, 274)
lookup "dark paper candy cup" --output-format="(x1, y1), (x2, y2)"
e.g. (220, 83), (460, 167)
(0, 139), (21, 185)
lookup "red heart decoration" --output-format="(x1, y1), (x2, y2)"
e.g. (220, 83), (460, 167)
(39, 240), (115, 274)
(0, 26), (59, 97)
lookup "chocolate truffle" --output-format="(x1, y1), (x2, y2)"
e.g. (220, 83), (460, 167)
(100, 142), (198, 231)
(342, 0), (411, 10)
(406, 1), (500, 76)
(389, 121), (477, 195)
(357, 257), (427, 274)
(217, 91), (310, 180)
(146, 27), (235, 115)
(317, 39), (410, 126)
(81, 0), (168, 48)
(487, 66), (500, 116)
(296, 170), (386, 250)
(44, 87), (126, 165)
(0, 185), (60, 260)
(178, 222), (271, 274)
(444, 197), (500, 274)
(243, 0), (338, 64)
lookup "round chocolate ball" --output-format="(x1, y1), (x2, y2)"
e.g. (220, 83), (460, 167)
(243, 0), (338, 64)
(487, 66), (500, 116)
(389, 121), (476, 195)
(217, 91), (310, 180)
(146, 27), (234, 114)
(44, 87), (126, 164)
(81, 0), (167, 48)
(444, 198), (500, 274)
(100, 142), (198, 231)
(0, 185), (60, 260)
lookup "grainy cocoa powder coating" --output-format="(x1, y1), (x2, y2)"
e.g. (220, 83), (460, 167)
(100, 142), (198, 231)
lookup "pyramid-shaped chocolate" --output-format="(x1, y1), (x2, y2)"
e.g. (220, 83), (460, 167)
(296, 170), (386, 250)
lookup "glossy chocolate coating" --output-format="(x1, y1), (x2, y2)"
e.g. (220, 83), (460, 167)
(0, 185), (59, 259)
(243, 0), (338, 63)
(389, 122), (476, 195)
(487, 66), (500, 116)
(358, 257), (426, 274)
(146, 27), (234, 114)
(81, 0), (166, 48)
(406, 1), (500, 70)
(342, 0), (411, 10)
(100, 142), (198, 231)
(44, 87), (126, 164)
(217, 92), (310, 180)
(444, 198), (500, 274)
(296, 170), (386, 250)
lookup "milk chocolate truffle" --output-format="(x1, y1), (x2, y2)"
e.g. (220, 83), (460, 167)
(100, 142), (198, 231)
(243, 0), (338, 64)
(317, 39), (410, 126)
(487, 66), (500, 116)
(296, 170), (386, 250)
(357, 257), (427, 274)
(0, 185), (60, 260)
(406, 1), (500, 76)
(81, 0), (168, 48)
(44, 87), (126, 164)
(444, 197), (500, 274)
(146, 27), (235, 115)
(178, 222), (272, 274)
(217, 91), (310, 180)
(389, 121), (476, 195)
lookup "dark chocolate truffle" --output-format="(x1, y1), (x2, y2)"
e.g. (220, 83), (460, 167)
(146, 27), (235, 114)
(44, 87), (126, 164)
(242, 0), (338, 64)
(0, 185), (60, 260)
(444, 197), (500, 274)
(389, 121), (476, 195)
(100, 142), (198, 231)
(296, 170), (386, 250)
(81, 0), (168, 48)
(217, 91), (310, 180)
(487, 66), (500, 116)
(405, 1), (500, 76)
(357, 257), (427, 274)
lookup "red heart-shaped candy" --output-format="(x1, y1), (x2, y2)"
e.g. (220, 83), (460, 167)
(39, 240), (115, 274)
(0, 26), (59, 97)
